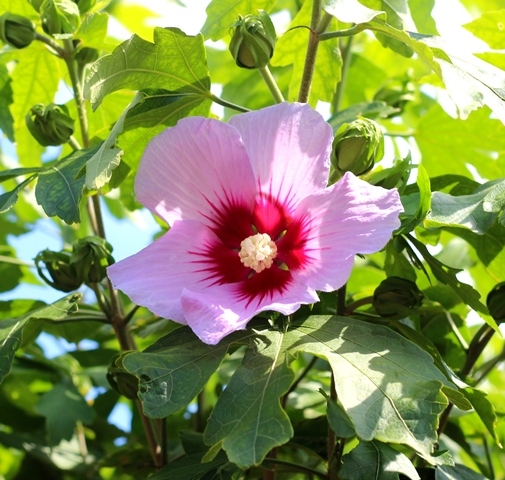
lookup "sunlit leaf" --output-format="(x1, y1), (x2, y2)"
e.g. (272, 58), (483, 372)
(464, 10), (505, 50)
(340, 440), (420, 480)
(436, 463), (489, 479)
(202, 0), (276, 41)
(74, 12), (109, 50)
(84, 27), (210, 110)
(426, 179), (505, 235)
(290, 315), (454, 465)
(0, 65), (14, 142)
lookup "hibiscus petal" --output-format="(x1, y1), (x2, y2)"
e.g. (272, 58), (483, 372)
(135, 117), (257, 227)
(292, 172), (403, 292)
(107, 220), (222, 323)
(229, 102), (333, 212)
(181, 281), (319, 345)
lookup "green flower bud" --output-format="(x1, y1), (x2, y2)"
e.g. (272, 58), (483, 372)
(487, 282), (505, 324)
(0, 13), (36, 49)
(373, 276), (424, 317)
(40, 0), (81, 35)
(331, 117), (384, 179)
(373, 78), (415, 118)
(35, 249), (83, 292)
(71, 236), (114, 284)
(229, 10), (276, 69)
(26, 103), (75, 147)
(107, 355), (139, 400)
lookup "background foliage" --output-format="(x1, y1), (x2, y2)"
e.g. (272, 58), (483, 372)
(1, 0), (505, 479)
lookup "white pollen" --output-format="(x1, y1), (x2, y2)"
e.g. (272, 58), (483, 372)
(239, 233), (278, 273)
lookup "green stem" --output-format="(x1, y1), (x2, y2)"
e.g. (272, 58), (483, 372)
(332, 35), (353, 113)
(318, 24), (368, 41)
(259, 65), (285, 103)
(68, 135), (82, 151)
(208, 93), (250, 113)
(345, 295), (373, 313)
(34, 32), (66, 57)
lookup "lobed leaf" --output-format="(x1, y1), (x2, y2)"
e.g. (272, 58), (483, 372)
(84, 27), (211, 110)
(464, 10), (505, 50)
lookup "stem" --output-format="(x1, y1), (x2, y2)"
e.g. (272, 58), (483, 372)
(208, 93), (250, 113)
(318, 24), (368, 41)
(345, 295), (373, 313)
(259, 66), (285, 103)
(332, 35), (353, 113)
(34, 32), (66, 57)
(68, 135), (82, 151)
(263, 458), (329, 480)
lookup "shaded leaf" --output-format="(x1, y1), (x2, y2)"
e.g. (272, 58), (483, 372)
(0, 294), (81, 384)
(202, 0), (276, 41)
(328, 100), (397, 130)
(0, 176), (37, 214)
(0, 64), (14, 142)
(340, 440), (420, 480)
(35, 381), (95, 446)
(326, 397), (356, 438)
(436, 463), (488, 479)
(0, 167), (41, 183)
(398, 163), (431, 234)
(426, 179), (505, 235)
(405, 235), (490, 318)
(204, 331), (294, 468)
(35, 146), (100, 224)
(123, 327), (231, 418)
(290, 316), (454, 465)
(84, 27), (210, 110)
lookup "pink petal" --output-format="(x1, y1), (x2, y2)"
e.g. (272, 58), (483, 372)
(135, 117), (257, 227)
(107, 220), (222, 323)
(181, 281), (319, 345)
(293, 173), (403, 292)
(229, 102), (333, 212)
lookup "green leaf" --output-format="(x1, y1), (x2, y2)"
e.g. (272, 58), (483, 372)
(123, 327), (230, 418)
(328, 101), (397, 131)
(0, 247), (23, 293)
(0, 176), (37, 214)
(436, 464), (489, 479)
(0, 167), (41, 183)
(84, 92), (143, 190)
(202, 0), (276, 41)
(289, 316), (453, 465)
(409, 0), (438, 35)
(462, 387), (501, 448)
(405, 235), (491, 318)
(326, 397), (356, 438)
(0, 64), (14, 142)
(271, 1), (341, 105)
(0, 294), (80, 384)
(84, 27), (210, 110)
(74, 11), (108, 50)
(425, 179), (505, 235)
(464, 10), (505, 50)
(324, 0), (385, 24)
(35, 381), (95, 445)
(398, 164), (431, 234)
(416, 105), (505, 180)
(340, 440), (420, 480)
(35, 146), (99, 224)
(204, 330), (294, 468)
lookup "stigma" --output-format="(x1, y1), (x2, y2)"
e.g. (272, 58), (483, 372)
(238, 233), (278, 273)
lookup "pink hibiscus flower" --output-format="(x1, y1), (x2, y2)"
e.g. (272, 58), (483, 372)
(108, 103), (403, 344)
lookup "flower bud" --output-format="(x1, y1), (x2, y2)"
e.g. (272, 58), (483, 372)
(331, 117), (384, 179)
(40, 0), (81, 35)
(35, 249), (83, 292)
(71, 236), (114, 284)
(229, 10), (276, 69)
(0, 13), (36, 49)
(373, 276), (424, 317)
(26, 103), (75, 147)
(487, 282), (505, 324)
(373, 78), (415, 117)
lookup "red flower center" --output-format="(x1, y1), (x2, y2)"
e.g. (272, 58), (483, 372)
(194, 194), (311, 304)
